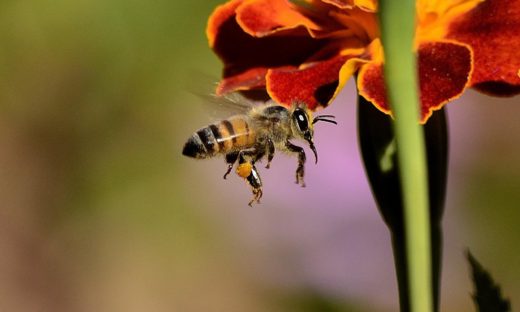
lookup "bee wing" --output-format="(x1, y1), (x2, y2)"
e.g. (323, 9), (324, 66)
(183, 71), (272, 119)
(202, 92), (258, 114)
(192, 91), (276, 122)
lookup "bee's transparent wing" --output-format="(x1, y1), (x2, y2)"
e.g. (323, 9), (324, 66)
(192, 91), (274, 122)
(183, 71), (272, 120)
(202, 92), (257, 114)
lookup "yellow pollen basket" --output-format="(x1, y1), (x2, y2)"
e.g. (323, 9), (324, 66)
(236, 162), (253, 178)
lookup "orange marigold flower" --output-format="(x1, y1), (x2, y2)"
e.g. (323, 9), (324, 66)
(207, 0), (520, 123)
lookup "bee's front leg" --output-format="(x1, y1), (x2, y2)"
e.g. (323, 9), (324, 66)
(285, 141), (306, 187)
(223, 151), (239, 179)
(265, 138), (275, 169)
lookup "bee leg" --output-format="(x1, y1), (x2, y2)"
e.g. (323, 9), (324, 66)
(285, 141), (306, 187)
(265, 138), (275, 169)
(223, 151), (239, 179)
(237, 145), (265, 169)
(247, 164), (263, 206)
(235, 148), (264, 206)
(236, 147), (259, 178)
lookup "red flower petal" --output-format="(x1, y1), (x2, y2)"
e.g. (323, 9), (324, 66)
(207, 0), (244, 48)
(418, 41), (473, 120)
(207, 1), (329, 93)
(216, 67), (268, 95)
(266, 55), (352, 110)
(358, 41), (472, 123)
(236, 0), (320, 37)
(448, 0), (520, 95)
(357, 64), (388, 114)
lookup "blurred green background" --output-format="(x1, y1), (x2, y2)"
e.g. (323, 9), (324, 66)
(0, 0), (519, 311)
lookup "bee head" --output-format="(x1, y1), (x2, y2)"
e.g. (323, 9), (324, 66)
(291, 104), (338, 164)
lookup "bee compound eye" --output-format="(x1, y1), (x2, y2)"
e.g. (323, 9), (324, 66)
(294, 110), (309, 132)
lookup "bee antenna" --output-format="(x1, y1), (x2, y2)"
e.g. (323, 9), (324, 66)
(316, 115), (335, 119)
(313, 117), (337, 125)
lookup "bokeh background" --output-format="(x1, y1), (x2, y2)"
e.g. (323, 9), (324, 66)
(1, 0), (519, 311)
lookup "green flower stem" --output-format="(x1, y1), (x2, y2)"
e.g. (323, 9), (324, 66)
(379, 1), (433, 312)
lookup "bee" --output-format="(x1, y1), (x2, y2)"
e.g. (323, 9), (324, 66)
(182, 99), (336, 206)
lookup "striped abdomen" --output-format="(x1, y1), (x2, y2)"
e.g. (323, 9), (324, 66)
(182, 116), (256, 159)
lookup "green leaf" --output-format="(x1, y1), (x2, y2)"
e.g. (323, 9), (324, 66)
(357, 96), (448, 312)
(467, 251), (511, 312)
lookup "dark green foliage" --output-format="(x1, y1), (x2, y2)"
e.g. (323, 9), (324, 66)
(357, 95), (448, 312)
(467, 251), (511, 312)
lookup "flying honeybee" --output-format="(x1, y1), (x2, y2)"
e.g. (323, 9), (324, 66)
(182, 97), (336, 206)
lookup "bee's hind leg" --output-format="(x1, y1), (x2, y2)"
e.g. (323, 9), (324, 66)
(223, 151), (239, 179)
(247, 165), (263, 206)
(235, 145), (265, 177)
(285, 141), (306, 187)
(235, 147), (264, 206)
